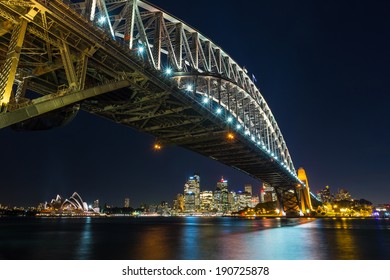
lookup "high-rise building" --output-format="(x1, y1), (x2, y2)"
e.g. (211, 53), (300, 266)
(250, 195), (260, 208)
(184, 174), (200, 213)
(237, 191), (252, 210)
(124, 197), (130, 208)
(228, 191), (238, 212)
(200, 191), (214, 212)
(261, 183), (277, 203)
(244, 184), (253, 195)
(216, 177), (229, 212)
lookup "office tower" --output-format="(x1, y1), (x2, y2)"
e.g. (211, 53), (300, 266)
(200, 191), (214, 212)
(184, 174), (200, 212)
(262, 183), (277, 203)
(216, 177), (229, 212)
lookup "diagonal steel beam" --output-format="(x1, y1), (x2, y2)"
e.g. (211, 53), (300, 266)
(0, 79), (131, 129)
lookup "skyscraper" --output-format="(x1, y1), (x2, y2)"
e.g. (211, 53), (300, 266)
(261, 183), (277, 203)
(200, 191), (214, 212)
(216, 177), (229, 212)
(184, 174), (200, 213)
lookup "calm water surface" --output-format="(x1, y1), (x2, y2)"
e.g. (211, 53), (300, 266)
(1, 217), (389, 260)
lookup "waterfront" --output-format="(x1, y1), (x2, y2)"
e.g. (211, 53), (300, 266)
(1, 217), (389, 260)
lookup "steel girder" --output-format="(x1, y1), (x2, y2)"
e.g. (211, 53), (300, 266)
(0, 0), (307, 213)
(76, 0), (298, 175)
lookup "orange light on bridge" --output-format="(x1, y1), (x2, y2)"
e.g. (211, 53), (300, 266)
(153, 143), (162, 151)
(226, 132), (235, 141)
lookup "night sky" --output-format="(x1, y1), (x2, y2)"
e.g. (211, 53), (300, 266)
(1, 0), (389, 207)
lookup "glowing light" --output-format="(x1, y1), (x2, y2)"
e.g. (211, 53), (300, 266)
(202, 97), (209, 103)
(138, 46), (145, 53)
(153, 143), (162, 151)
(186, 84), (193, 91)
(165, 68), (172, 75)
(227, 116), (233, 123)
(98, 16), (106, 24)
(236, 124), (241, 129)
(251, 136), (255, 141)
(245, 130), (250, 135)
(227, 132), (235, 140)
(216, 108), (222, 114)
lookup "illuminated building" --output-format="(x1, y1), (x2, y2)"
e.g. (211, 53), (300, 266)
(216, 177), (229, 212)
(334, 188), (352, 201)
(261, 183), (277, 203)
(244, 184), (253, 195)
(228, 191), (239, 212)
(318, 186), (333, 203)
(200, 191), (214, 212)
(124, 197), (130, 208)
(236, 191), (252, 210)
(184, 174), (200, 213)
(61, 192), (89, 212)
(157, 201), (170, 215)
(42, 192), (100, 215)
(174, 193), (184, 212)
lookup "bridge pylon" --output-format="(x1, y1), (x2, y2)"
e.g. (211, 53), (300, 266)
(272, 168), (313, 217)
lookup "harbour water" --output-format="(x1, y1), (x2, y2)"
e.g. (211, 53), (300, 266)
(0, 217), (389, 260)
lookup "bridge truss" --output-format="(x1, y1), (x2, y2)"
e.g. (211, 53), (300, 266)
(0, 0), (312, 215)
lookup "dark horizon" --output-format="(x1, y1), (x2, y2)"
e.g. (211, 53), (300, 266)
(1, 0), (389, 207)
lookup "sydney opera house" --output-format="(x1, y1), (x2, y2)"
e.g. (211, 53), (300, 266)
(39, 192), (100, 216)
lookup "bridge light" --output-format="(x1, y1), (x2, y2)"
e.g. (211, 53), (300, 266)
(257, 141), (261, 145)
(245, 130), (250, 135)
(98, 16), (106, 24)
(216, 108), (222, 114)
(186, 84), (193, 91)
(202, 97), (209, 104)
(153, 143), (162, 151)
(227, 116), (233, 123)
(165, 68), (172, 75)
(251, 136), (255, 141)
(236, 124), (241, 130)
(138, 46), (145, 54)
(226, 132), (235, 141)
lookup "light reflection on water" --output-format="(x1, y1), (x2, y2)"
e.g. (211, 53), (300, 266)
(0, 217), (389, 259)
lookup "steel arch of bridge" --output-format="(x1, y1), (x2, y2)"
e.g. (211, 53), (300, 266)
(77, 0), (297, 176)
(0, 0), (311, 215)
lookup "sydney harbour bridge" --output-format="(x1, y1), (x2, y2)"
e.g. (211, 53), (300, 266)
(0, 0), (314, 215)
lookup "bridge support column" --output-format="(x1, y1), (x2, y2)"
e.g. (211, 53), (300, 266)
(274, 186), (301, 217)
(0, 19), (28, 112)
(59, 39), (78, 91)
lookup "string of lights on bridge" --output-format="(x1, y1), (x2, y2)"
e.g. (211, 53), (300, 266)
(133, 44), (301, 183)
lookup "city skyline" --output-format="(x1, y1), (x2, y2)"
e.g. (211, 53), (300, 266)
(1, 0), (389, 207)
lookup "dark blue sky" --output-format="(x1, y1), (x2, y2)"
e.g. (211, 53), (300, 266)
(1, 0), (389, 207)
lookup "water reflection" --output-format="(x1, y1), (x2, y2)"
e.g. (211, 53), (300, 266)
(1, 217), (390, 259)
(75, 217), (93, 259)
